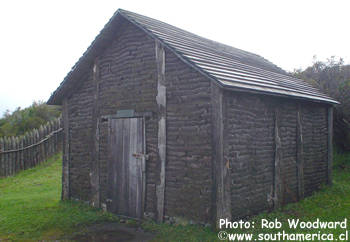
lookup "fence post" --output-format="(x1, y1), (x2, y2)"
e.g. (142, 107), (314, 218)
(4, 137), (8, 176)
(48, 121), (53, 157)
(0, 137), (4, 177)
(10, 137), (15, 175)
(33, 129), (38, 164)
(30, 130), (35, 167)
(39, 125), (44, 163)
(24, 133), (29, 169)
(14, 137), (19, 173)
(20, 136), (24, 171)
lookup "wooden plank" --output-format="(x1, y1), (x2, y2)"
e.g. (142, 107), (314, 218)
(122, 119), (130, 215)
(61, 98), (70, 200)
(273, 107), (282, 208)
(90, 58), (101, 207)
(327, 107), (334, 185)
(212, 84), (231, 226)
(296, 104), (304, 200)
(129, 118), (138, 218)
(155, 40), (167, 222)
(141, 118), (146, 218)
(0, 137), (4, 177)
(135, 118), (144, 218)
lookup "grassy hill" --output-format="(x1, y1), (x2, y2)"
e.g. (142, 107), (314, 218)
(0, 152), (349, 241)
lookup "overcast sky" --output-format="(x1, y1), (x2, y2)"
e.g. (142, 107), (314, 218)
(0, 0), (349, 116)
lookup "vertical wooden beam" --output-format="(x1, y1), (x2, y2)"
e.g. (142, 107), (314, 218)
(155, 40), (167, 222)
(91, 58), (101, 207)
(296, 104), (304, 200)
(141, 118), (147, 216)
(327, 106), (334, 185)
(62, 98), (70, 200)
(212, 85), (232, 226)
(0, 137), (4, 177)
(273, 107), (282, 208)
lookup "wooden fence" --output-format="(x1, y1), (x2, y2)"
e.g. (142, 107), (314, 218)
(0, 117), (63, 177)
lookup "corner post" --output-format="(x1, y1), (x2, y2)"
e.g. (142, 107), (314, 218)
(296, 104), (304, 200)
(212, 84), (231, 227)
(155, 40), (167, 222)
(327, 106), (334, 185)
(91, 58), (101, 207)
(62, 98), (70, 200)
(273, 107), (282, 208)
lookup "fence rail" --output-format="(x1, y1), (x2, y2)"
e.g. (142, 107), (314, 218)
(0, 117), (63, 177)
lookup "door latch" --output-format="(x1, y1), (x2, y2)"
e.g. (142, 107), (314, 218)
(132, 153), (149, 160)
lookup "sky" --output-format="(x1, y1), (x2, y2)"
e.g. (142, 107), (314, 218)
(0, 0), (349, 116)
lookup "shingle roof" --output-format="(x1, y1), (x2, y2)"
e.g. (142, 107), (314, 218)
(47, 9), (338, 105)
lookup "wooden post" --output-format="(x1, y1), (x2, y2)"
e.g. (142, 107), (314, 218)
(4, 137), (8, 176)
(23, 134), (27, 170)
(30, 131), (34, 167)
(35, 129), (40, 164)
(212, 85), (232, 226)
(155, 40), (167, 222)
(327, 107), (334, 185)
(15, 137), (19, 173)
(62, 98), (70, 200)
(44, 125), (48, 161)
(20, 137), (24, 171)
(5, 137), (8, 176)
(0, 137), (4, 177)
(296, 104), (304, 200)
(90, 58), (101, 208)
(273, 107), (282, 208)
(11, 136), (16, 175)
(39, 126), (44, 163)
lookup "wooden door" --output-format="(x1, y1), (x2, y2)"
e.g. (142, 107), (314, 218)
(107, 117), (145, 218)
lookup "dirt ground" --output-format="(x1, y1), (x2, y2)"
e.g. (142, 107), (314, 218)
(62, 222), (155, 242)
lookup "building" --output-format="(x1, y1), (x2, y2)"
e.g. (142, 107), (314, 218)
(47, 9), (338, 223)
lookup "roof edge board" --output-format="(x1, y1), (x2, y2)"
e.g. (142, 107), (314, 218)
(221, 83), (339, 105)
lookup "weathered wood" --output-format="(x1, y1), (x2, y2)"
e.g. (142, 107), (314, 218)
(296, 104), (304, 200)
(108, 118), (144, 218)
(212, 85), (232, 226)
(35, 129), (40, 165)
(91, 58), (101, 208)
(62, 98), (70, 200)
(274, 107), (282, 208)
(155, 40), (167, 222)
(0, 137), (4, 177)
(15, 137), (19, 173)
(4, 137), (8, 176)
(11, 136), (16, 175)
(39, 126), (44, 163)
(19, 137), (24, 170)
(327, 107), (333, 185)
(141, 118), (146, 217)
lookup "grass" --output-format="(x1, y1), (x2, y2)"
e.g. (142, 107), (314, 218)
(144, 151), (350, 241)
(0, 151), (349, 241)
(0, 153), (118, 241)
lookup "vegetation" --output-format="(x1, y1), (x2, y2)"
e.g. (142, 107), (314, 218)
(0, 151), (349, 241)
(0, 101), (61, 137)
(0, 153), (118, 241)
(293, 56), (350, 151)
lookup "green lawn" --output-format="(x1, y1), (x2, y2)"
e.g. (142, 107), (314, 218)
(0, 152), (349, 241)
(0, 153), (118, 241)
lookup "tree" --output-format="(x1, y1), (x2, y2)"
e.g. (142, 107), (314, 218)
(293, 56), (350, 151)
(0, 101), (61, 137)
